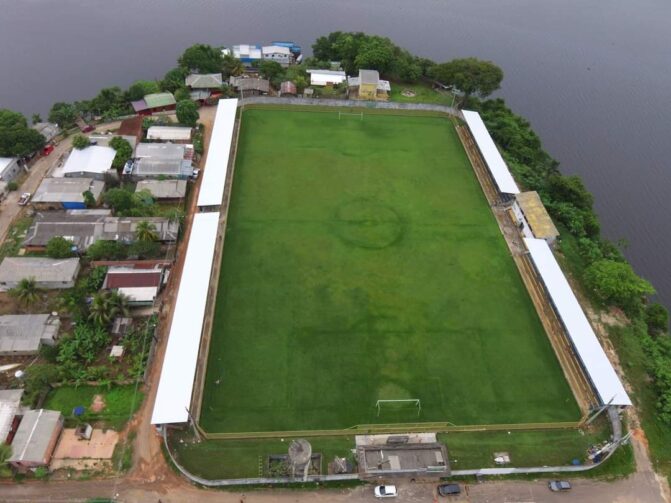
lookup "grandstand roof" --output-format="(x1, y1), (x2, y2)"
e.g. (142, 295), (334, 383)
(524, 238), (631, 406)
(516, 191), (559, 240)
(197, 99), (238, 208)
(462, 110), (520, 195)
(151, 212), (220, 425)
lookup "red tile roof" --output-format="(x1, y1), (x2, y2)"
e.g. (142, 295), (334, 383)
(104, 270), (162, 289)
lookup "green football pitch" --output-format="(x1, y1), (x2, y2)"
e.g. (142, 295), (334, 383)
(199, 108), (579, 433)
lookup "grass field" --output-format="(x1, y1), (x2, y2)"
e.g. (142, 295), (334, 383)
(199, 109), (579, 433)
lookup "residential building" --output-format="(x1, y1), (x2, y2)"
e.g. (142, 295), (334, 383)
(146, 126), (192, 142)
(0, 390), (23, 444)
(117, 116), (144, 145)
(232, 44), (262, 65)
(23, 210), (179, 251)
(8, 409), (63, 472)
(103, 266), (166, 306)
(131, 92), (177, 116)
(307, 69), (347, 86)
(228, 76), (270, 95)
(126, 143), (194, 179)
(0, 314), (61, 356)
(31, 177), (104, 210)
(32, 122), (60, 143)
(262, 45), (293, 66)
(347, 69), (391, 101)
(136, 179), (187, 202)
(58, 146), (116, 180)
(280, 81), (297, 97)
(0, 257), (81, 291)
(271, 41), (302, 58)
(185, 73), (223, 89)
(0, 157), (22, 182)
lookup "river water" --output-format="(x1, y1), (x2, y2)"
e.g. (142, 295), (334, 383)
(1, 0), (670, 309)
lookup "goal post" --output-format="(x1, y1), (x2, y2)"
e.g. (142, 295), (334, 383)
(376, 399), (421, 417)
(338, 111), (364, 120)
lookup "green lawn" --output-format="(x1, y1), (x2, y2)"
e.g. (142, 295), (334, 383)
(200, 109), (579, 433)
(43, 385), (143, 430)
(389, 82), (457, 106)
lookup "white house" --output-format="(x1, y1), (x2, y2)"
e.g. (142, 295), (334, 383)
(0, 157), (22, 182)
(59, 146), (116, 180)
(307, 69), (347, 86)
(262, 45), (293, 66)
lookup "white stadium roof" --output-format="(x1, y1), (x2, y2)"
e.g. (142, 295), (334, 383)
(197, 99), (238, 208)
(462, 110), (520, 195)
(524, 238), (631, 406)
(151, 212), (220, 425)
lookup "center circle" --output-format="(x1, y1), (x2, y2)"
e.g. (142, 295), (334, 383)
(333, 199), (403, 249)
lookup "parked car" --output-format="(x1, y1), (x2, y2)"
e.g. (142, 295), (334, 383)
(374, 485), (398, 498)
(191, 168), (200, 179)
(18, 192), (31, 206)
(548, 480), (572, 492)
(438, 483), (461, 496)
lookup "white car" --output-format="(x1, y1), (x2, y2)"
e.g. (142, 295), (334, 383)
(374, 485), (398, 498)
(18, 192), (31, 206)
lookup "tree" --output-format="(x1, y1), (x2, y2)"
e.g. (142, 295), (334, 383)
(9, 277), (41, 306)
(354, 36), (395, 73)
(430, 58), (503, 101)
(86, 240), (127, 261)
(21, 364), (60, 407)
(57, 323), (111, 377)
(135, 220), (159, 242)
(222, 54), (244, 78)
(258, 60), (285, 86)
(0, 109), (46, 157)
(48, 102), (78, 128)
(547, 175), (594, 211)
(129, 239), (161, 259)
(585, 259), (655, 315)
(126, 80), (161, 101)
(174, 87), (191, 102)
(89, 291), (129, 327)
(6, 181), (18, 191)
(161, 67), (188, 93)
(71, 134), (90, 150)
(178, 44), (223, 73)
(83, 190), (96, 208)
(104, 187), (134, 213)
(31, 113), (42, 125)
(646, 303), (669, 336)
(90, 86), (126, 115)
(45, 236), (73, 258)
(176, 100), (199, 127)
(109, 136), (133, 171)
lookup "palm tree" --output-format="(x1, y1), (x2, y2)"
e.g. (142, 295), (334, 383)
(89, 290), (130, 327)
(9, 277), (41, 306)
(135, 220), (159, 242)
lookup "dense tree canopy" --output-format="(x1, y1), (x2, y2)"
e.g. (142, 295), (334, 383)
(48, 102), (78, 128)
(46, 237), (74, 258)
(258, 60), (285, 87)
(222, 54), (244, 78)
(0, 109), (46, 157)
(176, 99), (199, 127)
(86, 240), (128, 261)
(585, 259), (654, 315)
(109, 136), (133, 171)
(430, 58), (503, 100)
(646, 303), (669, 336)
(126, 80), (161, 101)
(71, 134), (90, 150)
(161, 67), (188, 93)
(178, 44), (223, 73)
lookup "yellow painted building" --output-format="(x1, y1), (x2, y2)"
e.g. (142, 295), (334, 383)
(348, 69), (391, 101)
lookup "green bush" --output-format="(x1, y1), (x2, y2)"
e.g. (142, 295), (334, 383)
(6, 181), (18, 191)
(45, 236), (74, 258)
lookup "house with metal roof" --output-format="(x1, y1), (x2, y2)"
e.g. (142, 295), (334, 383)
(131, 92), (177, 116)
(136, 179), (187, 201)
(0, 314), (61, 356)
(0, 389), (23, 444)
(0, 157), (23, 182)
(347, 69), (391, 101)
(146, 126), (192, 142)
(31, 177), (104, 210)
(512, 191), (560, 245)
(262, 45), (293, 66)
(307, 69), (347, 86)
(59, 146), (116, 180)
(0, 257), (80, 291)
(87, 131), (138, 149)
(22, 210), (179, 251)
(103, 266), (165, 306)
(228, 76), (270, 95)
(280, 81), (297, 96)
(126, 143), (194, 179)
(8, 409), (63, 472)
(185, 73), (223, 89)
(32, 122), (60, 143)
(232, 44), (262, 65)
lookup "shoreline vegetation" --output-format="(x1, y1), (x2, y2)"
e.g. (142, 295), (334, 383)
(2, 31), (669, 482)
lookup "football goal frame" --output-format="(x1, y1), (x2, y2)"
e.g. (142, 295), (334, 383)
(376, 399), (422, 417)
(338, 111), (364, 120)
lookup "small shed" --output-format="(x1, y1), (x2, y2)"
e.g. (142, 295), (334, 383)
(307, 69), (347, 86)
(0, 157), (22, 183)
(32, 122), (61, 143)
(228, 76), (270, 95)
(0, 314), (61, 356)
(136, 179), (187, 201)
(9, 409), (64, 472)
(280, 81), (297, 97)
(185, 73), (223, 89)
(146, 126), (192, 142)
